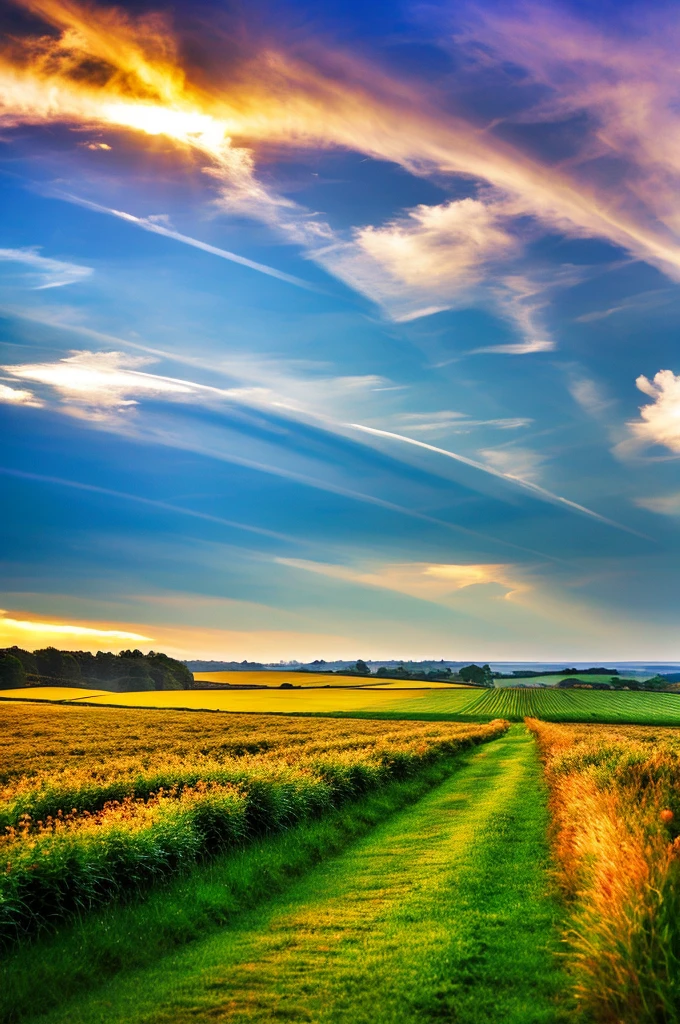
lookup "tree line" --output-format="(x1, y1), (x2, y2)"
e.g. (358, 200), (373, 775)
(0, 647), (194, 692)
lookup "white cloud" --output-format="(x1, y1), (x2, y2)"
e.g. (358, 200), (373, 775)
(0, 248), (92, 289)
(627, 370), (680, 453)
(385, 410), (532, 438)
(634, 492), (680, 516)
(478, 446), (547, 484)
(2, 350), (197, 416)
(0, 382), (43, 407)
(315, 197), (518, 321)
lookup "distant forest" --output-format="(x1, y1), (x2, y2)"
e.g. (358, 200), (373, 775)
(0, 647), (194, 692)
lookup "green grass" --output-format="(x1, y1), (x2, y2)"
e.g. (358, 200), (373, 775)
(348, 686), (680, 725)
(1, 753), (479, 1023)
(23, 726), (571, 1024)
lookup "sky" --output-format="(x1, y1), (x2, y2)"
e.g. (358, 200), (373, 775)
(1, 0), (679, 662)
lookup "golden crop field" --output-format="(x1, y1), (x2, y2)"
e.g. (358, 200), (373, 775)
(193, 671), (358, 687)
(0, 686), (108, 701)
(0, 702), (507, 944)
(76, 687), (414, 713)
(363, 680), (470, 689)
(527, 719), (680, 1023)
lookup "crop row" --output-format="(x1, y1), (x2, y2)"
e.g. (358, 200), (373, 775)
(454, 687), (680, 724)
(0, 706), (508, 945)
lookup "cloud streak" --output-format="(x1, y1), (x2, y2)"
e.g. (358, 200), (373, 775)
(350, 422), (642, 534)
(0, 247), (92, 288)
(60, 194), (315, 289)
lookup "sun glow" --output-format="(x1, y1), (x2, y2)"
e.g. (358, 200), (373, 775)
(0, 612), (152, 646)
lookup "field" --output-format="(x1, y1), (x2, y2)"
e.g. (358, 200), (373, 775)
(0, 702), (506, 949)
(4, 691), (680, 1023)
(528, 719), (680, 1023)
(4, 681), (680, 725)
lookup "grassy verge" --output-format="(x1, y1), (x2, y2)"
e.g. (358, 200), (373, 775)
(2, 754), (475, 1023)
(23, 726), (572, 1024)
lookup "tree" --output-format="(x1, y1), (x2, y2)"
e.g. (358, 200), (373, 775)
(355, 660), (371, 675)
(459, 664), (493, 687)
(0, 654), (25, 688)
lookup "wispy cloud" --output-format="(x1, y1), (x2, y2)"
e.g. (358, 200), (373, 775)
(316, 197), (517, 319)
(5, 0), (680, 314)
(382, 410), (532, 438)
(59, 194), (315, 290)
(0, 466), (298, 543)
(278, 557), (523, 605)
(478, 446), (547, 484)
(350, 423), (641, 533)
(0, 247), (92, 289)
(634, 492), (680, 516)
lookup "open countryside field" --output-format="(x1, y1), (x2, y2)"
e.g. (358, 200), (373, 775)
(493, 671), (655, 687)
(4, 682), (680, 725)
(3, 697), (680, 1023)
(0, 702), (506, 946)
(194, 671), (465, 689)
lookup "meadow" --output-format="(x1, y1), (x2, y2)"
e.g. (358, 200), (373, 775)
(0, 703), (506, 948)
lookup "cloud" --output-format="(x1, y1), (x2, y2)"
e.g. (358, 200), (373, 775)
(568, 377), (613, 419)
(60, 194), (314, 290)
(278, 557), (523, 605)
(383, 410), (532, 438)
(350, 423), (636, 532)
(0, 610), (152, 645)
(316, 197), (517, 320)
(634, 492), (680, 516)
(0, 247), (92, 289)
(1, 343), (637, 538)
(6, 0), (680, 307)
(627, 370), (680, 454)
(2, 350), (199, 417)
(478, 446), (547, 484)
(0, 382), (43, 407)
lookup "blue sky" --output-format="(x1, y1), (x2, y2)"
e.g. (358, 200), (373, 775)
(1, 0), (679, 660)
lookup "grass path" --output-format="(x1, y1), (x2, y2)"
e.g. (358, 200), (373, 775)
(33, 726), (570, 1024)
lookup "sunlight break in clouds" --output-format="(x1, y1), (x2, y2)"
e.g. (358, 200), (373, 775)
(629, 370), (680, 454)
(6, 0), (680, 331)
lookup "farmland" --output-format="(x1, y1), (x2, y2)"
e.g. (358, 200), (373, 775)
(5, 691), (680, 1023)
(528, 719), (680, 1023)
(5, 680), (680, 725)
(2, 721), (569, 1024)
(0, 702), (506, 949)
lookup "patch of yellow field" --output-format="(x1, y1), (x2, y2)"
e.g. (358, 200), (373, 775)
(192, 671), (366, 688)
(75, 687), (420, 713)
(362, 680), (472, 689)
(0, 687), (109, 701)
